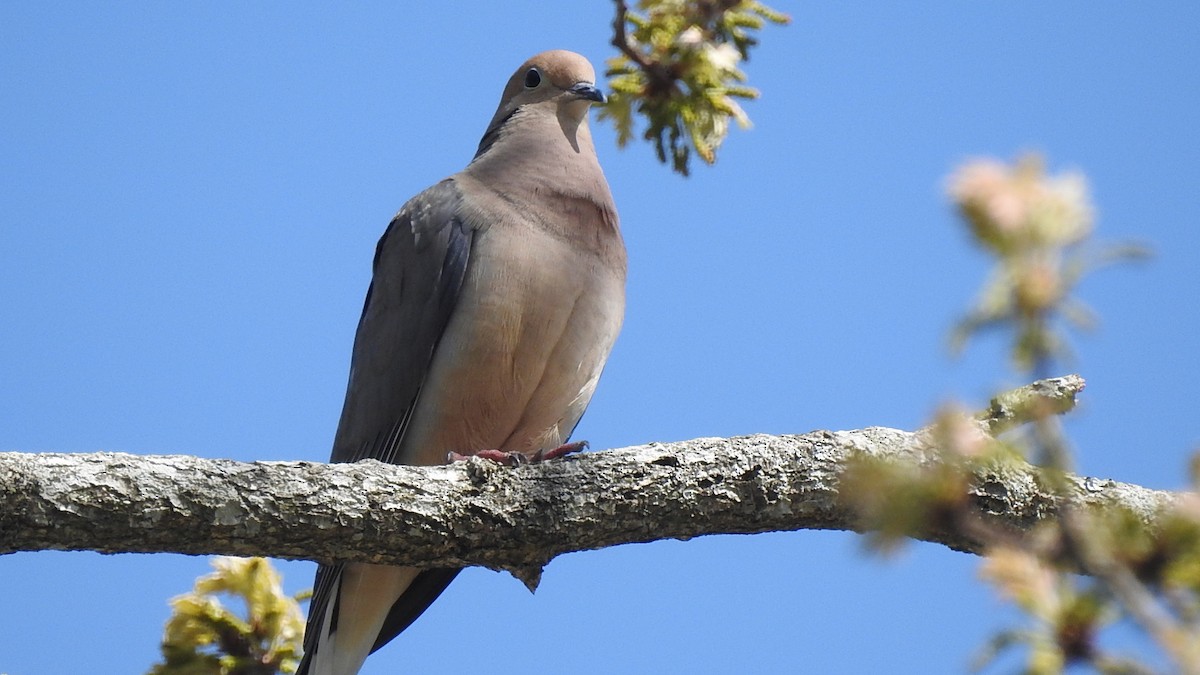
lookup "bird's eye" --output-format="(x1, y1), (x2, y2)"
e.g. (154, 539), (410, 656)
(523, 68), (541, 89)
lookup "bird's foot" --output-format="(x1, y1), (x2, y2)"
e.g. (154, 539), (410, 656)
(532, 440), (588, 462)
(447, 449), (523, 466)
(446, 441), (588, 467)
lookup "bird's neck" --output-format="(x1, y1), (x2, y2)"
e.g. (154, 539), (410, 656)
(462, 107), (622, 265)
(466, 107), (602, 192)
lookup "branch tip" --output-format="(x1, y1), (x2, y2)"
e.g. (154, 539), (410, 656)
(976, 374), (1086, 435)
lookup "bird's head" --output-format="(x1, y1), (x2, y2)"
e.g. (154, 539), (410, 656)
(485, 50), (604, 130)
(473, 50), (606, 161)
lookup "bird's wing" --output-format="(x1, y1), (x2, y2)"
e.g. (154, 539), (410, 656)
(299, 178), (473, 675)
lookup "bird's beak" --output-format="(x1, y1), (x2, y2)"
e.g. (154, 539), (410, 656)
(568, 82), (606, 104)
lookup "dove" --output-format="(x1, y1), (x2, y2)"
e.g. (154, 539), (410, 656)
(297, 49), (625, 675)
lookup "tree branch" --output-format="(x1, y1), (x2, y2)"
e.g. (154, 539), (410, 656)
(0, 376), (1174, 588)
(610, 0), (675, 93)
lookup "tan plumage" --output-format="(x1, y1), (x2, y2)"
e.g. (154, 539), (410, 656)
(297, 50), (625, 675)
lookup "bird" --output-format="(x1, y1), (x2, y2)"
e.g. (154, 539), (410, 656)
(296, 50), (626, 675)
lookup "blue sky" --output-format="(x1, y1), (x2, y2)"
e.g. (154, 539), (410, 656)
(3, 2), (1198, 673)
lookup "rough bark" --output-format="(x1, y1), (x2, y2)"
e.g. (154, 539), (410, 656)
(0, 376), (1176, 588)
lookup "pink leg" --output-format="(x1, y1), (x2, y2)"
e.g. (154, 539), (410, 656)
(446, 441), (589, 466)
(446, 449), (522, 466)
(532, 440), (589, 462)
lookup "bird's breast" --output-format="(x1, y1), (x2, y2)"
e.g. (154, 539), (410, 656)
(398, 218), (624, 465)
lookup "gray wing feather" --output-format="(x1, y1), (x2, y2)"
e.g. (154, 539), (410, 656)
(331, 178), (473, 464)
(300, 178), (473, 670)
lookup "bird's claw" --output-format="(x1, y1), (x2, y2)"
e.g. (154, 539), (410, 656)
(446, 440), (589, 466)
(532, 440), (588, 462)
(447, 449), (522, 466)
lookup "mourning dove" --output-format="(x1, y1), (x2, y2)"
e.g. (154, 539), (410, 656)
(296, 50), (625, 675)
